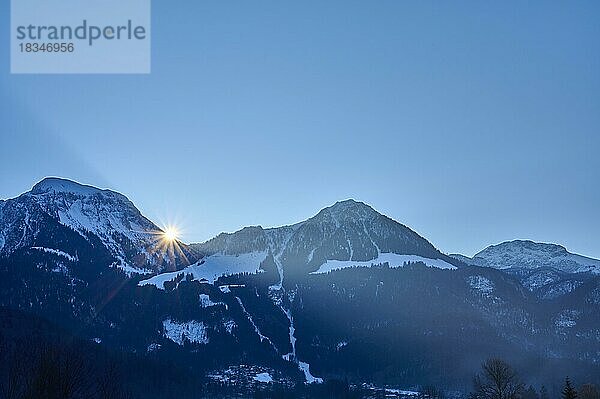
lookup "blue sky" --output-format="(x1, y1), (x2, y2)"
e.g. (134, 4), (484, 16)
(1, 1), (599, 258)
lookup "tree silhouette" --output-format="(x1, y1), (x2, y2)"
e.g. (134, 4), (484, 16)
(579, 384), (599, 399)
(522, 385), (539, 399)
(562, 377), (578, 399)
(471, 358), (524, 399)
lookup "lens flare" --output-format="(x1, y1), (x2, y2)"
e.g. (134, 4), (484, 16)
(163, 226), (179, 242)
(130, 220), (191, 272)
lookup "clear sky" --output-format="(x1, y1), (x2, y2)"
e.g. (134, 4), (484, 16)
(1, 1), (599, 258)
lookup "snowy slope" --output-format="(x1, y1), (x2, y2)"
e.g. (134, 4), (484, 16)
(311, 253), (456, 274)
(139, 251), (268, 289)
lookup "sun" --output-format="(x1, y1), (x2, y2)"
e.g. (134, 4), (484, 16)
(162, 226), (179, 242)
(144, 223), (190, 268)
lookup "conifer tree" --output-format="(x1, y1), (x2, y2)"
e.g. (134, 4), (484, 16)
(562, 377), (578, 399)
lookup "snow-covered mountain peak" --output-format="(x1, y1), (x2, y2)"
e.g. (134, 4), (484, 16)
(328, 198), (371, 210)
(32, 177), (106, 196)
(313, 199), (378, 224)
(1, 178), (198, 274)
(193, 199), (458, 281)
(473, 240), (600, 274)
(30, 177), (133, 205)
(483, 240), (569, 255)
(26, 178), (154, 240)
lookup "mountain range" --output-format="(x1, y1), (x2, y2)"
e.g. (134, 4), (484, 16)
(0, 177), (598, 397)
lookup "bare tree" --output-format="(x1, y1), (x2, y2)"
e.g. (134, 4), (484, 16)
(24, 344), (91, 399)
(1, 348), (31, 399)
(579, 384), (599, 399)
(472, 358), (524, 399)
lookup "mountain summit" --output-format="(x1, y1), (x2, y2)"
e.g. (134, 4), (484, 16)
(0, 177), (197, 275)
(457, 240), (600, 274)
(30, 177), (110, 196)
(182, 198), (458, 287)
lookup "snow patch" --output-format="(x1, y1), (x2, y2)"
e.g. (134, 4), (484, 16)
(219, 284), (245, 293)
(253, 372), (273, 383)
(385, 388), (420, 396)
(163, 319), (209, 345)
(235, 297), (277, 351)
(543, 280), (584, 299)
(223, 319), (236, 334)
(199, 294), (228, 309)
(311, 253), (456, 274)
(139, 252), (267, 289)
(281, 307), (323, 384)
(51, 263), (69, 274)
(298, 361), (323, 384)
(307, 248), (316, 263)
(467, 275), (494, 294)
(336, 341), (348, 350)
(555, 310), (579, 328)
(111, 258), (153, 276)
(147, 343), (161, 352)
(30, 247), (78, 262)
(281, 307), (297, 362)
